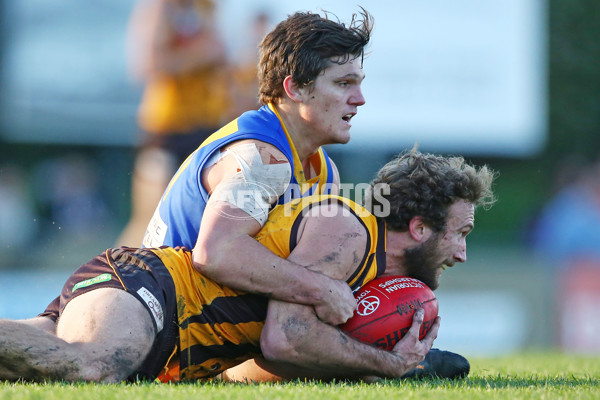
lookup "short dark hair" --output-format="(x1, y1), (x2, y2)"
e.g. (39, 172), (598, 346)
(258, 8), (373, 105)
(366, 149), (496, 232)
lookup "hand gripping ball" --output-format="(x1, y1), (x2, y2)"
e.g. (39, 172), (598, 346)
(340, 276), (438, 351)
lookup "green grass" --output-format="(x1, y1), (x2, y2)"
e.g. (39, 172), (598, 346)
(1, 351), (598, 399)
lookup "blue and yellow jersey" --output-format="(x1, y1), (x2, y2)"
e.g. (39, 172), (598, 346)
(143, 103), (336, 250)
(151, 195), (386, 381)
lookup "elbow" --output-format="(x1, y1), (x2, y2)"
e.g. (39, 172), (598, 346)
(192, 236), (227, 278)
(260, 323), (298, 363)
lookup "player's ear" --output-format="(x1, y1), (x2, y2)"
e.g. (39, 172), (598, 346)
(408, 216), (432, 242)
(283, 76), (303, 102)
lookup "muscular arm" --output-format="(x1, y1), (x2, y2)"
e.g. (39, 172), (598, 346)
(254, 205), (438, 381)
(193, 140), (356, 325)
(261, 303), (434, 380)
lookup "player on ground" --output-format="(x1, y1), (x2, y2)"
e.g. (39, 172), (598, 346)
(0, 150), (495, 382)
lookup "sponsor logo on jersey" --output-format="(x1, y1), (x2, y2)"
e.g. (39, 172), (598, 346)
(143, 208), (168, 248)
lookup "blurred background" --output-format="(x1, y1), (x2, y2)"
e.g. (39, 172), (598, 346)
(0, 0), (599, 357)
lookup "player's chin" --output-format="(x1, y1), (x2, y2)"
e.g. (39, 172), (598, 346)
(429, 277), (440, 291)
(335, 132), (351, 144)
(332, 125), (352, 144)
(425, 270), (441, 291)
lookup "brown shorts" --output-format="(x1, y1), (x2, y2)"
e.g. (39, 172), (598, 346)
(39, 247), (178, 382)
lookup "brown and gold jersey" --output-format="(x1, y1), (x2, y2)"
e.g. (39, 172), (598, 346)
(150, 194), (386, 381)
(151, 246), (266, 380)
(256, 195), (387, 291)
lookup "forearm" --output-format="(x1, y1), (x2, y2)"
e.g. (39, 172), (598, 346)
(261, 302), (413, 379)
(193, 200), (357, 325)
(274, 328), (407, 379)
(194, 234), (331, 306)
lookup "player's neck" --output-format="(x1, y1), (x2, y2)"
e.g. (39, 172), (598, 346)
(274, 102), (320, 162)
(382, 231), (411, 276)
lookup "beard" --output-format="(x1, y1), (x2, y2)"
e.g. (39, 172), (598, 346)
(403, 233), (443, 290)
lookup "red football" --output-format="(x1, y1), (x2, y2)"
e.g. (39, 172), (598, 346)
(340, 276), (438, 351)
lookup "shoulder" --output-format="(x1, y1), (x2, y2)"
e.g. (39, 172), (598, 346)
(237, 106), (280, 128)
(223, 139), (290, 167)
(292, 200), (369, 281)
(303, 200), (368, 237)
(201, 139), (293, 200)
(222, 108), (292, 156)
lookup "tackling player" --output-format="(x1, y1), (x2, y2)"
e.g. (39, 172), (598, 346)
(140, 8), (374, 327)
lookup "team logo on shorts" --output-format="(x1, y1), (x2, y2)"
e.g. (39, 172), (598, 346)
(72, 273), (111, 292)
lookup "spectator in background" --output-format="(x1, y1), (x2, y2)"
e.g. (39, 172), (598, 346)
(528, 157), (600, 354)
(116, 0), (231, 247)
(529, 158), (600, 266)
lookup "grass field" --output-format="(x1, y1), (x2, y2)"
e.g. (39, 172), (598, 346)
(1, 352), (598, 399)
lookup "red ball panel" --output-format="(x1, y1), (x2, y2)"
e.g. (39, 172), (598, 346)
(340, 276), (438, 350)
